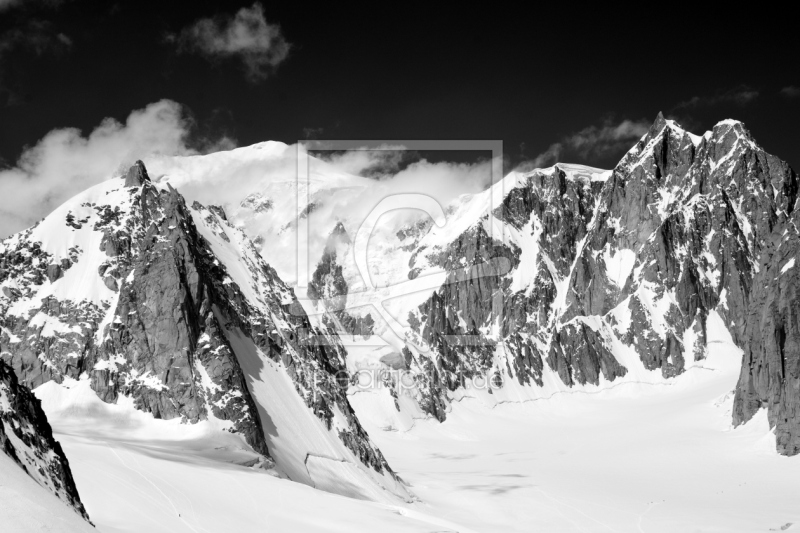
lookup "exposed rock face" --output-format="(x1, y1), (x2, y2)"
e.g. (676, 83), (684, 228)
(407, 224), (518, 419)
(124, 159), (149, 187)
(0, 163), (403, 493)
(240, 192), (274, 213)
(0, 359), (91, 523)
(401, 114), (800, 455)
(733, 207), (800, 455)
(308, 222), (375, 339)
(98, 186), (270, 454)
(308, 222), (351, 310)
(561, 114), (793, 378)
(1, 173), (270, 456)
(405, 165), (607, 416)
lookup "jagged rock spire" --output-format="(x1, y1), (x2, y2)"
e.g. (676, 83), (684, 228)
(0, 360), (92, 523)
(0, 174), (409, 500)
(647, 111), (668, 137)
(207, 204), (228, 221)
(124, 160), (150, 187)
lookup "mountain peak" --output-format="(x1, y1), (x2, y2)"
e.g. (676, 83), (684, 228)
(711, 118), (752, 139)
(648, 111), (668, 136)
(640, 111), (691, 147)
(123, 160), (150, 187)
(0, 171), (410, 503)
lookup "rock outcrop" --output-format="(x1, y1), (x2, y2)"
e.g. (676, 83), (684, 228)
(400, 114), (800, 456)
(733, 201), (800, 455)
(308, 222), (375, 339)
(0, 359), (92, 523)
(0, 162), (405, 497)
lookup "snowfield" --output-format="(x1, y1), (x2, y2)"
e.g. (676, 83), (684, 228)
(354, 318), (800, 533)
(24, 316), (799, 533)
(0, 452), (95, 533)
(4, 126), (800, 531)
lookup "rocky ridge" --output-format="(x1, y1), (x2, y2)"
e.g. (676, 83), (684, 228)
(0, 162), (407, 498)
(0, 359), (91, 523)
(398, 114), (800, 455)
(308, 222), (376, 339)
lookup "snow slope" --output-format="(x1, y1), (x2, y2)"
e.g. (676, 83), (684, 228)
(221, 326), (407, 502)
(0, 452), (95, 533)
(351, 316), (800, 532)
(0, 164), (411, 506)
(33, 375), (470, 533)
(190, 201), (410, 501)
(146, 141), (374, 286)
(5, 120), (800, 530)
(24, 310), (800, 533)
(1, 358), (92, 529)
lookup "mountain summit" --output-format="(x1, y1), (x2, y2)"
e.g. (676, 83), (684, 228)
(2, 114), (800, 532)
(394, 115), (800, 454)
(0, 164), (410, 502)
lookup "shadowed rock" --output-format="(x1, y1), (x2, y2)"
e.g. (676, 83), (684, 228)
(0, 360), (92, 523)
(124, 160), (150, 187)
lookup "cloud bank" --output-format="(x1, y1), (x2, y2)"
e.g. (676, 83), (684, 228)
(0, 97), (496, 287)
(675, 85), (759, 109)
(0, 18), (71, 56)
(173, 2), (290, 81)
(0, 0), (70, 13)
(0, 0), (20, 11)
(313, 146), (424, 180)
(519, 118), (650, 171)
(0, 99), (232, 237)
(142, 141), (499, 285)
(781, 86), (800, 99)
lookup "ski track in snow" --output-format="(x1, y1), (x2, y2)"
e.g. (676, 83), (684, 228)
(109, 447), (203, 533)
(535, 486), (622, 533)
(636, 502), (661, 533)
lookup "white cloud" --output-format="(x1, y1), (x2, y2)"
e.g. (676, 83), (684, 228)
(302, 127), (324, 140)
(314, 145), (417, 179)
(0, 0), (69, 13)
(566, 119), (650, 158)
(360, 157), (496, 207)
(145, 142), (499, 285)
(311, 146), (498, 233)
(0, 19), (72, 57)
(174, 2), (290, 81)
(0, 99), (232, 237)
(675, 85), (759, 109)
(518, 118), (650, 171)
(781, 86), (800, 99)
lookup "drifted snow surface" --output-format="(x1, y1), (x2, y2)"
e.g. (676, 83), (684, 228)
(15, 315), (799, 533)
(0, 453), (94, 532)
(351, 316), (800, 532)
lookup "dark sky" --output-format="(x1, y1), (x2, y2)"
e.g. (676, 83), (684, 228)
(1, 1), (799, 172)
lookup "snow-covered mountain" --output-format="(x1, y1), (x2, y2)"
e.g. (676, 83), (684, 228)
(392, 113), (800, 455)
(0, 161), (411, 503)
(400, 113), (800, 455)
(3, 112), (800, 531)
(132, 113), (800, 458)
(145, 141), (375, 286)
(1, 359), (93, 530)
